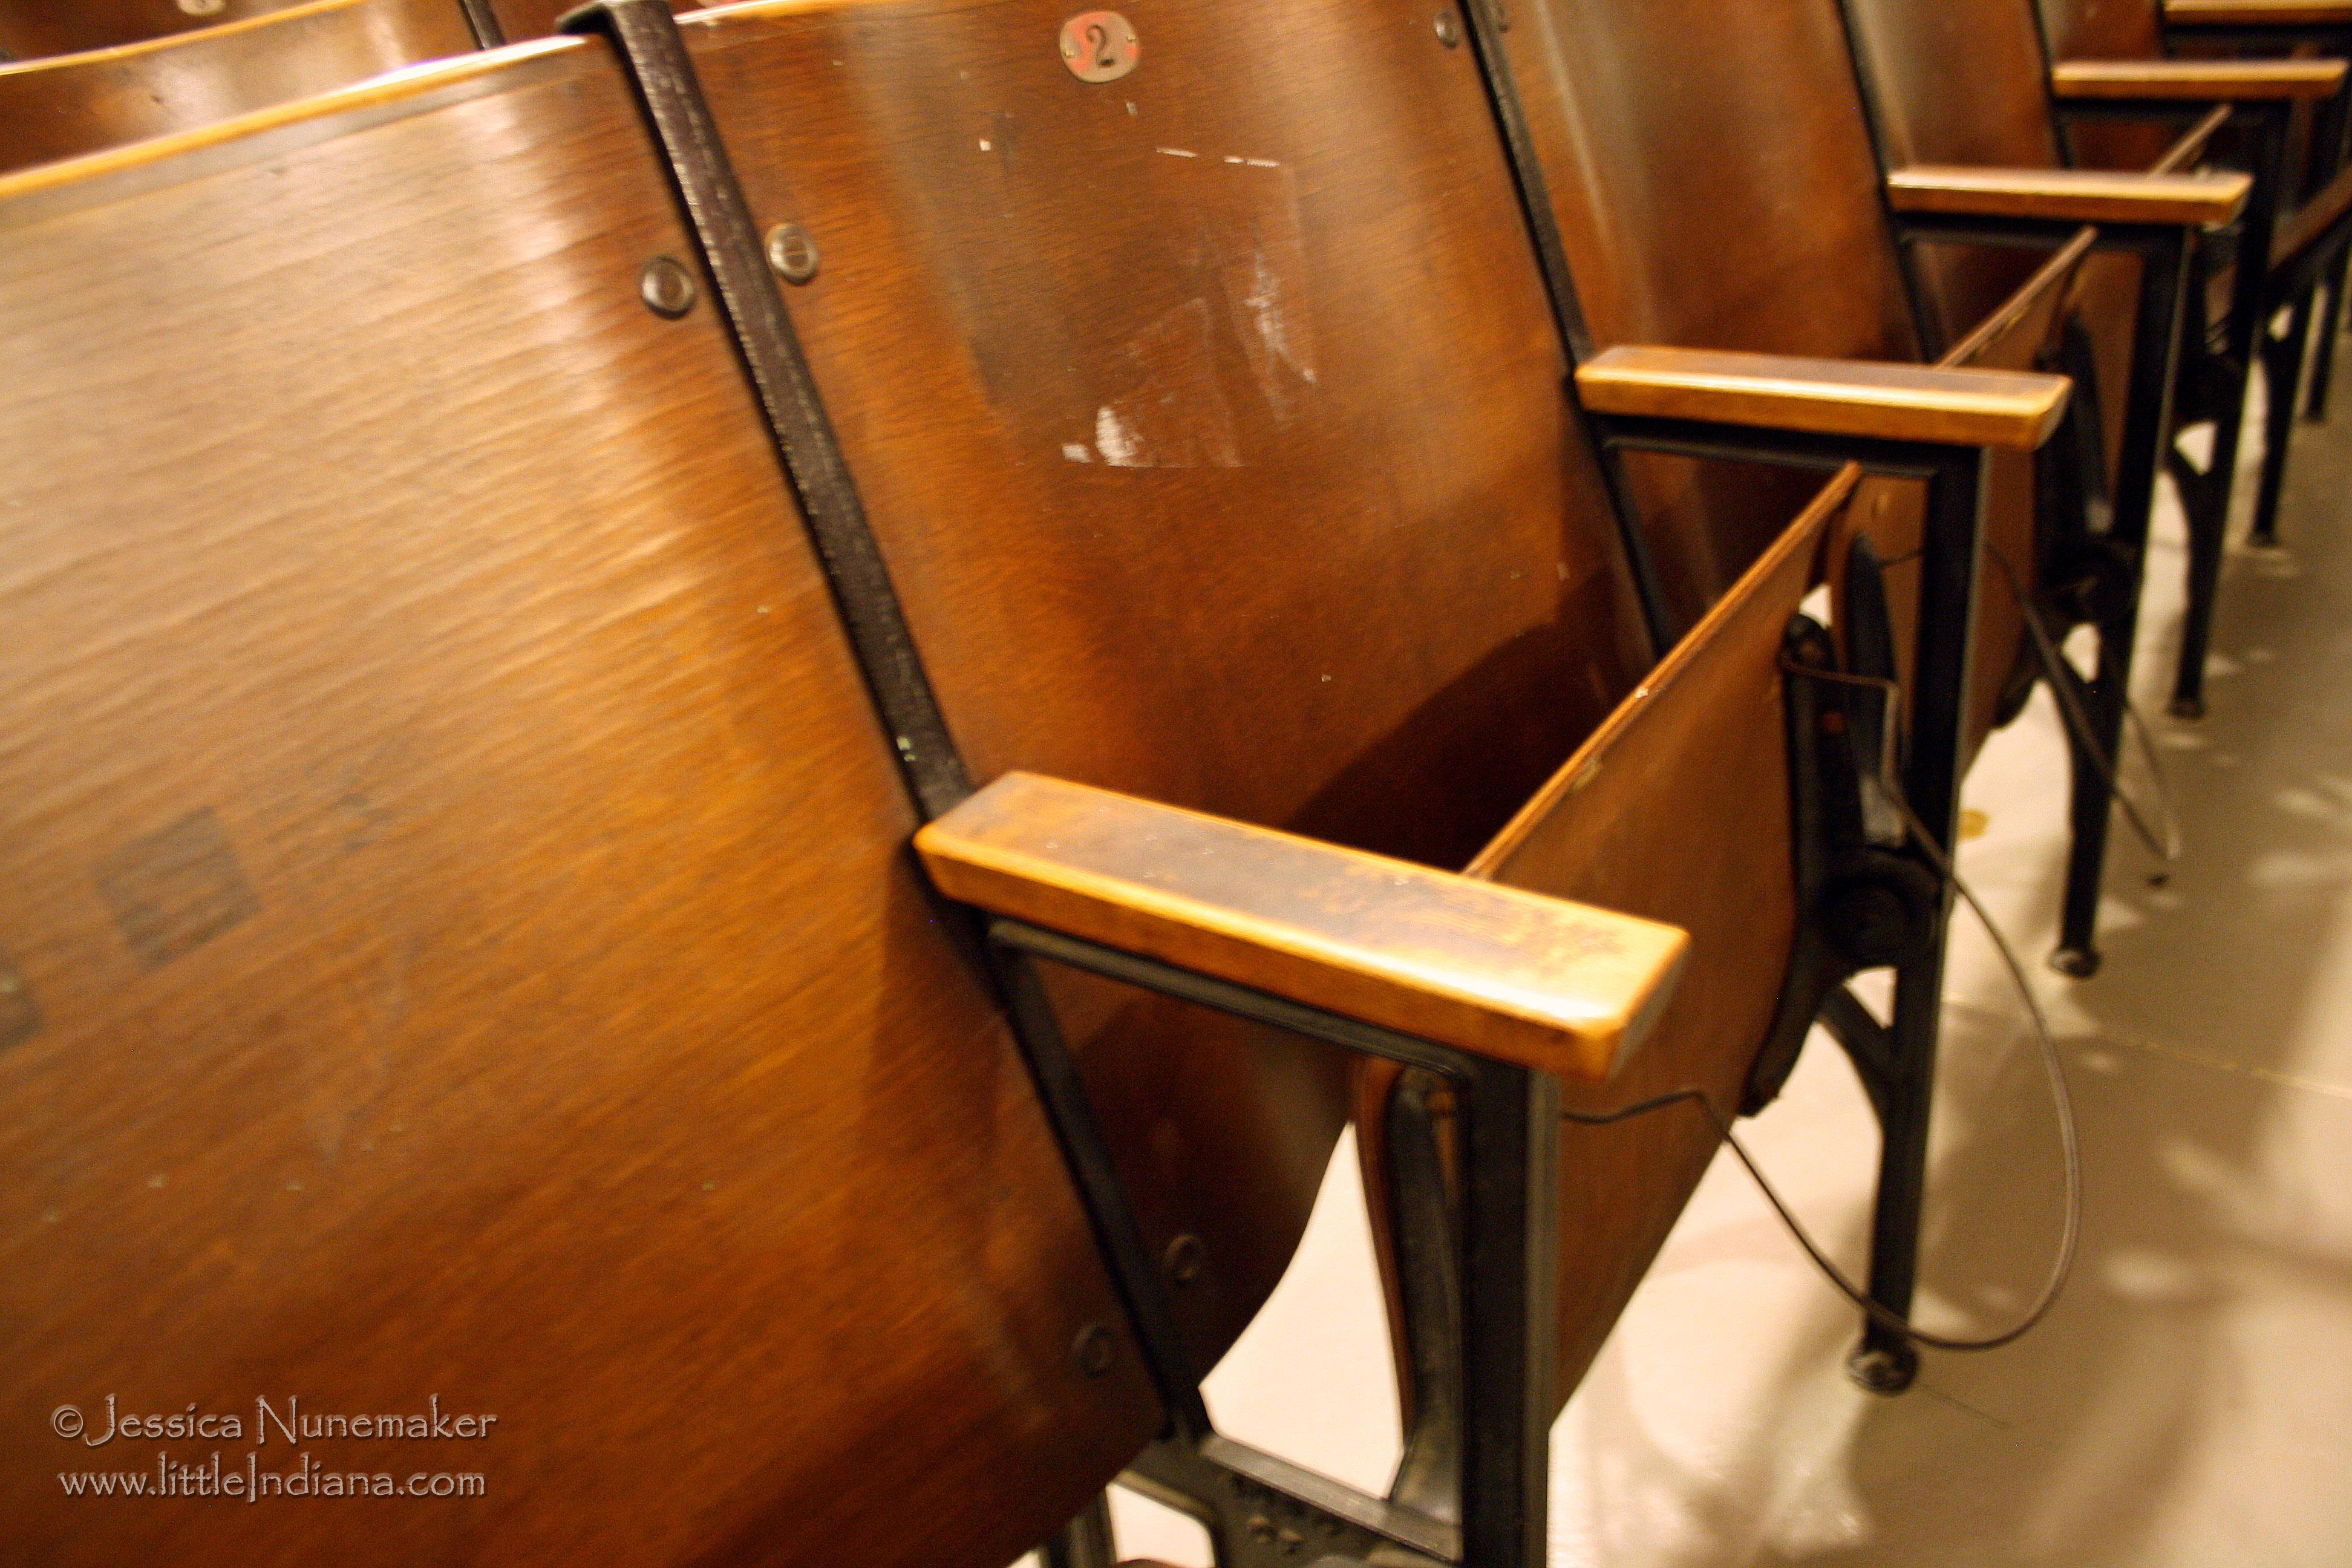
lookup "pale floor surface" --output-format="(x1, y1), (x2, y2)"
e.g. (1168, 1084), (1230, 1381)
(1096, 326), (2352, 1567)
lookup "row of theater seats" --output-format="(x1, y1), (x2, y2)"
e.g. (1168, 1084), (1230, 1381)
(0, 1), (2343, 1565)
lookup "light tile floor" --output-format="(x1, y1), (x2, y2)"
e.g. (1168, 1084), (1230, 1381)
(1103, 327), (2352, 1567)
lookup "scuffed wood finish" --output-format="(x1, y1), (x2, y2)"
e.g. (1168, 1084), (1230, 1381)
(1576, 344), (2072, 450)
(918, 774), (1689, 1083)
(2050, 56), (2348, 96)
(0, 38), (1160, 1568)
(1887, 163), (2251, 226)
(682, 0), (1650, 1370)
(0, 0), (478, 176)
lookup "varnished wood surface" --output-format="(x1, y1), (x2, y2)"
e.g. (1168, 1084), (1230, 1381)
(1471, 469), (1846, 1400)
(1498, 0), (1922, 630)
(0, 37), (1163, 1568)
(0, 1), (319, 59)
(1886, 163), (2252, 225)
(2050, 56), (2347, 96)
(0, 0), (662, 56)
(681, 0), (1650, 1373)
(1577, 344), (2073, 450)
(2166, 0), (2352, 23)
(918, 774), (1689, 1083)
(0, 0), (478, 176)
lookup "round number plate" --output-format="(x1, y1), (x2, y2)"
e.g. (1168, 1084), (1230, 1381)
(1060, 11), (1139, 83)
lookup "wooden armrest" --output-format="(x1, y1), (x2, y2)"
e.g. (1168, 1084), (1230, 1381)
(1575, 344), (2069, 451)
(2051, 59), (2347, 100)
(1888, 164), (2249, 227)
(915, 772), (1689, 1082)
(2166, 1), (2352, 27)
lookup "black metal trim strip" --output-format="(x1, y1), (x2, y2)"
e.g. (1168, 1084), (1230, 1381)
(563, 0), (1223, 1446)
(1448, 0), (1675, 652)
(456, 0), (506, 49)
(561, 0), (970, 821)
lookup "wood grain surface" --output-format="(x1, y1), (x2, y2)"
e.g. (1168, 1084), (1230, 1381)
(1576, 344), (2074, 449)
(2050, 56), (2347, 96)
(1886, 163), (2251, 226)
(681, 0), (1651, 1374)
(0, 0), (478, 175)
(919, 773), (1688, 1083)
(0, 36), (1160, 1568)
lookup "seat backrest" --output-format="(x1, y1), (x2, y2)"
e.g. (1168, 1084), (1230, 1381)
(673, 0), (1655, 1370)
(2037, 0), (2161, 58)
(2, 0), (1678, 1552)
(0, 1), (320, 59)
(1499, 0), (1928, 629)
(0, 39), (1165, 1568)
(0, 0), (666, 58)
(1838, 0), (2072, 346)
(0, 0), (478, 175)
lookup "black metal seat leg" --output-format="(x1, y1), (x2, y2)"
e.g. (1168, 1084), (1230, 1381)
(2053, 664), (2125, 979)
(2167, 434), (2233, 719)
(2306, 252), (2348, 420)
(2251, 293), (2316, 547)
(2056, 226), (2183, 972)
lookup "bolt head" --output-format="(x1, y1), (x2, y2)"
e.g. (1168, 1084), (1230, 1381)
(1163, 1232), (1207, 1286)
(1070, 1322), (1117, 1377)
(1434, 10), (1461, 45)
(765, 223), (820, 286)
(639, 256), (697, 319)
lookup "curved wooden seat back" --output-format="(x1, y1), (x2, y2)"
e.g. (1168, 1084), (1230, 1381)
(1840, 0), (2160, 502)
(675, 0), (1651, 1373)
(2037, 0), (2220, 169)
(1838, 0), (2069, 344)
(0, 41), (1164, 1567)
(1334, 0), (2088, 1404)
(0, 0), (643, 59)
(0, 0), (479, 176)
(1499, 0), (2074, 756)
(1499, 0), (1926, 632)
(0, 1), (326, 60)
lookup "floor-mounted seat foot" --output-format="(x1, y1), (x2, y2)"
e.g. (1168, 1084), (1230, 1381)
(2048, 946), (2100, 979)
(1847, 1339), (1920, 1396)
(2167, 695), (2206, 721)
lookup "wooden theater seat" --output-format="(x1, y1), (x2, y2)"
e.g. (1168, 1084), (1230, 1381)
(1848, 0), (2351, 719)
(1324, 0), (2097, 1413)
(0, 38), (1175, 1568)
(0, 0), (681, 60)
(0, 0), (480, 175)
(2, 0), (2063, 1560)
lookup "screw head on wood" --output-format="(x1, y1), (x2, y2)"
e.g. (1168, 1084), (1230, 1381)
(765, 223), (820, 285)
(1071, 1322), (1118, 1377)
(1434, 10), (1461, 45)
(639, 255), (697, 319)
(1163, 1232), (1207, 1286)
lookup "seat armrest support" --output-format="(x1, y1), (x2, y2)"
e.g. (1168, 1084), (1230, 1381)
(1575, 345), (2068, 452)
(2051, 58), (2346, 102)
(2165, 1), (2352, 29)
(916, 772), (1689, 1083)
(1887, 165), (2250, 229)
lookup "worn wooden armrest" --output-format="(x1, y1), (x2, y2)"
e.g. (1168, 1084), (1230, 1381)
(2051, 59), (2347, 100)
(2166, 1), (2352, 27)
(915, 772), (1689, 1082)
(1575, 344), (2069, 451)
(1887, 164), (2249, 227)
